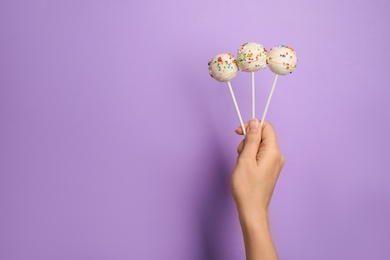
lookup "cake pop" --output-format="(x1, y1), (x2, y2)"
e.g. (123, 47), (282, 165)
(208, 53), (238, 82)
(208, 54), (246, 135)
(236, 42), (267, 72)
(266, 45), (297, 75)
(260, 45), (298, 126)
(236, 42), (268, 119)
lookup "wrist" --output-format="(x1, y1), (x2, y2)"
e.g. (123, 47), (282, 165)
(238, 208), (269, 231)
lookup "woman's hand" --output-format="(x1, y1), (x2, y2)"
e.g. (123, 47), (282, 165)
(231, 119), (284, 260)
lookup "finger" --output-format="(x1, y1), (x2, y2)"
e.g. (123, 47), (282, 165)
(260, 122), (279, 149)
(236, 121), (278, 146)
(237, 139), (245, 155)
(235, 120), (264, 135)
(239, 119), (262, 160)
(235, 121), (250, 135)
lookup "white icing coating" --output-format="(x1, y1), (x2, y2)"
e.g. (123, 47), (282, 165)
(236, 42), (267, 72)
(208, 53), (238, 82)
(266, 45), (297, 75)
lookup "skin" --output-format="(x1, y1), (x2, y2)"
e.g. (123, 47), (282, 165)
(232, 119), (284, 260)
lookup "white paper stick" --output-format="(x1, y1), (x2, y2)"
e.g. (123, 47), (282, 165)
(252, 72), (255, 119)
(260, 74), (279, 126)
(227, 81), (246, 136)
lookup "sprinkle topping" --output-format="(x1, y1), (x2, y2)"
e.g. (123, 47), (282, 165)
(266, 45), (298, 75)
(207, 53), (238, 82)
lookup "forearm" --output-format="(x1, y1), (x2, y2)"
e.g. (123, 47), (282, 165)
(239, 211), (278, 260)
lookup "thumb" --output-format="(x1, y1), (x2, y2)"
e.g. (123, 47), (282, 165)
(239, 119), (261, 160)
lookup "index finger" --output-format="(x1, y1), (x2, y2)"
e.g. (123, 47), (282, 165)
(235, 121), (279, 147)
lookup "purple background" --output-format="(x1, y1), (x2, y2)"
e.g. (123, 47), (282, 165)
(1, 0), (389, 259)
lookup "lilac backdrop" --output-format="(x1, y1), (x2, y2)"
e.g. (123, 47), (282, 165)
(1, 0), (389, 259)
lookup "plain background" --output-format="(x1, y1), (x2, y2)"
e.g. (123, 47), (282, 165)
(1, 0), (390, 259)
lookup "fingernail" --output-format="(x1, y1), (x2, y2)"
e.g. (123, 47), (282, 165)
(248, 119), (259, 132)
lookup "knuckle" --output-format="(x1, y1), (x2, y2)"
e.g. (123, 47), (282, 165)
(280, 154), (285, 166)
(237, 142), (244, 155)
(268, 148), (284, 164)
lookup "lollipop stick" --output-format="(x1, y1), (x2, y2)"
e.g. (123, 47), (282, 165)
(260, 74), (279, 126)
(227, 81), (246, 136)
(252, 72), (255, 119)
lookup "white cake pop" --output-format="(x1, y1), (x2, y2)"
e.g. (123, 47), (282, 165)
(236, 42), (267, 119)
(260, 45), (298, 126)
(208, 53), (238, 82)
(207, 53), (245, 135)
(266, 45), (298, 75)
(236, 42), (267, 72)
